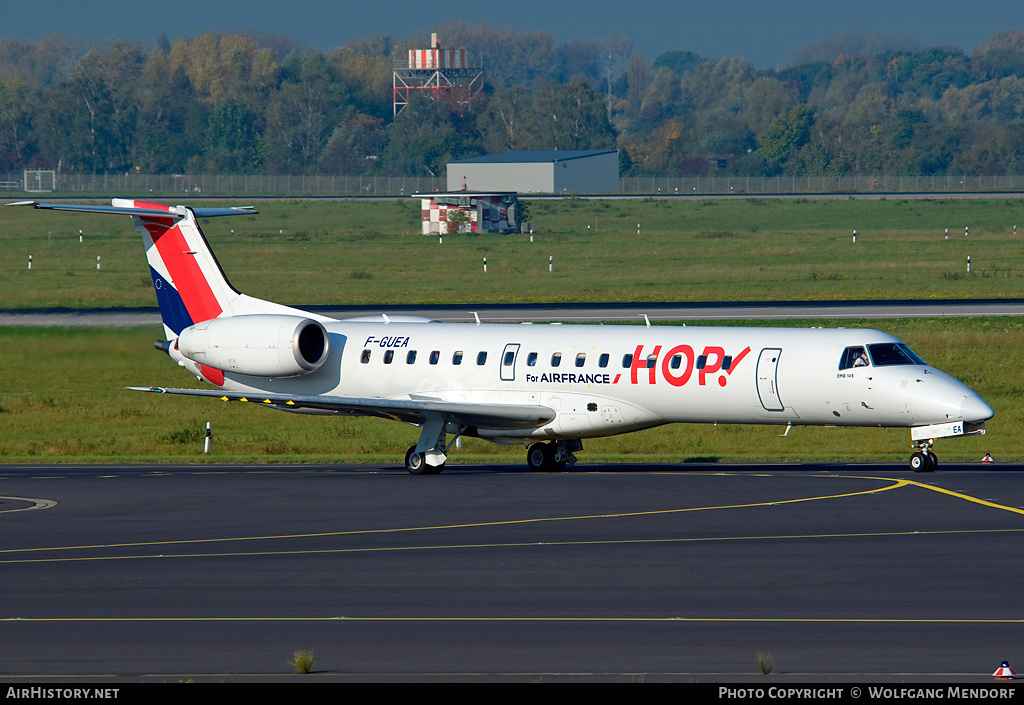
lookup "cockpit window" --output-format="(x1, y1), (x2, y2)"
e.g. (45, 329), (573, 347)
(867, 343), (926, 367)
(839, 346), (870, 370)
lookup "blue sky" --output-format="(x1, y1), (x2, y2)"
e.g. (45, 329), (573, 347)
(4, 0), (1021, 68)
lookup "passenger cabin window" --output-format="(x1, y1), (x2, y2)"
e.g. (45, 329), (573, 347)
(575, 353), (586, 367)
(551, 353), (562, 367)
(360, 349), (371, 364)
(622, 354), (633, 368)
(868, 343), (926, 367)
(599, 353), (609, 368)
(670, 354), (682, 369)
(527, 352), (538, 366)
(503, 351), (515, 367)
(477, 351), (488, 365)
(645, 354), (657, 369)
(839, 346), (870, 370)
(406, 350), (417, 364)
(453, 351), (464, 365)
(383, 350), (394, 364)
(429, 350), (440, 365)
(722, 355), (732, 371)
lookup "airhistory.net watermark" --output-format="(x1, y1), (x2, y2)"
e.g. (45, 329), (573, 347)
(6, 688), (119, 700)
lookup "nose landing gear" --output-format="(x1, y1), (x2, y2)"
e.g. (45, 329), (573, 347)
(910, 439), (937, 472)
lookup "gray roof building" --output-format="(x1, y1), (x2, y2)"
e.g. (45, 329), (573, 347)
(447, 149), (619, 194)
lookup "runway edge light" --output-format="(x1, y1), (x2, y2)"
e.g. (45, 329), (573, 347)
(993, 661), (1018, 679)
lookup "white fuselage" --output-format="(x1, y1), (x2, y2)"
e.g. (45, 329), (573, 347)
(172, 319), (990, 445)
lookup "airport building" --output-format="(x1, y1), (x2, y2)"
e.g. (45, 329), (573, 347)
(447, 149), (619, 194)
(415, 191), (520, 235)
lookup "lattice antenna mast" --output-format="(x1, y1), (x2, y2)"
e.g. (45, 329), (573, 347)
(393, 32), (484, 116)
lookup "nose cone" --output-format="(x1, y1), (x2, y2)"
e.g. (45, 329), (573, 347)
(961, 393), (994, 423)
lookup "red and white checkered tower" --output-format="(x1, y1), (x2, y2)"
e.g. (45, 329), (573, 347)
(393, 33), (483, 116)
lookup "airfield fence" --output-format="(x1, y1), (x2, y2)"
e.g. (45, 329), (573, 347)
(4, 172), (1024, 197)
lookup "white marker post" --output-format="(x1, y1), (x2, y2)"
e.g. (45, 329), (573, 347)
(967, 255), (971, 272)
(852, 230), (857, 243)
(945, 228), (948, 240)
(204, 422), (211, 454)
(96, 256), (101, 270)
(79, 229), (82, 243)
(549, 255), (553, 273)
(483, 257), (487, 273)
(27, 255), (31, 270)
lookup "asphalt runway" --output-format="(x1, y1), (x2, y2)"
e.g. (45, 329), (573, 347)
(3, 298), (1024, 327)
(1, 462), (1023, 682)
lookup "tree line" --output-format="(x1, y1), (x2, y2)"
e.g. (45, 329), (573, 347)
(2, 24), (1024, 178)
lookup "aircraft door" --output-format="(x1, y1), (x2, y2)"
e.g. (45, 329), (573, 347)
(500, 343), (520, 382)
(756, 348), (784, 411)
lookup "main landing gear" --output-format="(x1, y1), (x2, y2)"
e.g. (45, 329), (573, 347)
(526, 440), (582, 472)
(404, 417), (456, 475)
(404, 428), (585, 475)
(405, 444), (444, 475)
(909, 439), (938, 472)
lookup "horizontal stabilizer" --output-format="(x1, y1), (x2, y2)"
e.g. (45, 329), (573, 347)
(7, 201), (257, 218)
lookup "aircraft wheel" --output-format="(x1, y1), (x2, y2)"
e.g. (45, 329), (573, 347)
(527, 442), (565, 472)
(913, 450), (937, 473)
(405, 446), (426, 474)
(925, 453), (938, 472)
(405, 445), (444, 475)
(526, 443), (550, 471)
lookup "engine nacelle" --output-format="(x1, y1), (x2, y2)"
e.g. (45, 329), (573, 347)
(176, 315), (329, 378)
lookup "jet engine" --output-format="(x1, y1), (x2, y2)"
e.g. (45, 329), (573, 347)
(175, 315), (329, 377)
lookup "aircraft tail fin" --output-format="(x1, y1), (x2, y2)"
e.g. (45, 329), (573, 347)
(116, 199), (242, 337)
(10, 199), (318, 339)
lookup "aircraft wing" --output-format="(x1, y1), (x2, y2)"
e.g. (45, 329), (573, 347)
(128, 386), (555, 430)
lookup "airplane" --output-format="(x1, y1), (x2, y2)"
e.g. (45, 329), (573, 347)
(11, 198), (994, 474)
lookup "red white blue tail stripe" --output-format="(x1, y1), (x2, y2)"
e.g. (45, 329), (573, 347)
(115, 199), (233, 337)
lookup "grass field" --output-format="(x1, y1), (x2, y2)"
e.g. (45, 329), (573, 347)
(1, 196), (1021, 465)
(0, 318), (1017, 465)
(3, 197), (1024, 308)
